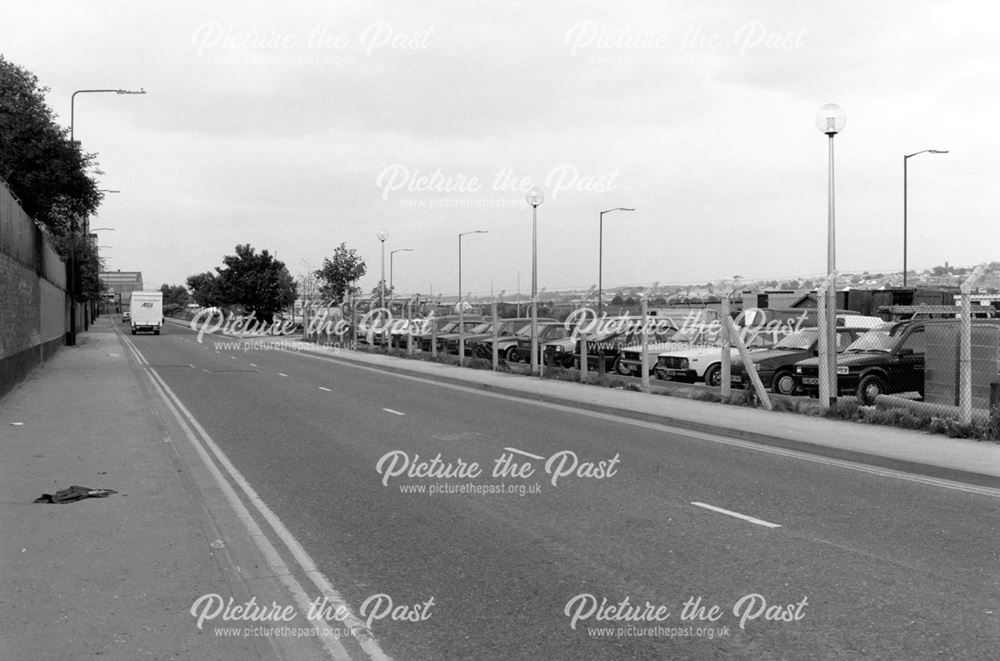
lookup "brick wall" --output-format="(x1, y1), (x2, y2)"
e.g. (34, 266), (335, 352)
(0, 178), (68, 399)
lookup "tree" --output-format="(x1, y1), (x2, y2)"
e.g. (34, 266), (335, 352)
(186, 271), (223, 308)
(369, 281), (394, 308)
(315, 243), (367, 306)
(0, 56), (102, 237)
(159, 284), (190, 316)
(215, 244), (297, 323)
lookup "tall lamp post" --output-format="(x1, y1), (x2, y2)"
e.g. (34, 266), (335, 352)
(67, 88), (145, 345)
(903, 149), (948, 287)
(458, 231), (487, 365)
(526, 188), (544, 376)
(376, 230), (388, 309)
(816, 103), (846, 405)
(390, 248), (413, 292)
(598, 207), (635, 318)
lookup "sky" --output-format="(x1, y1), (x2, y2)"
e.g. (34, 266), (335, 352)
(2, 1), (997, 299)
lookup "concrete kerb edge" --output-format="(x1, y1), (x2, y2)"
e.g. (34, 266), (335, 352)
(303, 347), (1000, 491)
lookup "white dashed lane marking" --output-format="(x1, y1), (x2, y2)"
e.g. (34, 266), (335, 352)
(691, 502), (781, 528)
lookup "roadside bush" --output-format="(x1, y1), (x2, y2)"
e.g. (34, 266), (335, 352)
(863, 407), (927, 430)
(988, 405), (1000, 441)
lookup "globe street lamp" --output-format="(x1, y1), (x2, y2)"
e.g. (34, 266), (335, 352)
(815, 103), (846, 405)
(526, 187), (544, 375)
(458, 231), (487, 365)
(903, 149), (948, 287)
(376, 230), (389, 310)
(598, 207), (635, 318)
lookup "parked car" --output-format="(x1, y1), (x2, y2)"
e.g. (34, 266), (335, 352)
(122, 311), (131, 323)
(510, 322), (573, 363)
(731, 326), (867, 395)
(417, 318), (484, 352)
(441, 317), (534, 355)
(574, 327), (678, 374)
(607, 328), (687, 376)
(793, 321), (928, 404)
(654, 332), (774, 385)
(386, 315), (474, 349)
(472, 318), (557, 361)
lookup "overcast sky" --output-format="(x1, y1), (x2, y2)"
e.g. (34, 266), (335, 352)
(3, 1), (995, 298)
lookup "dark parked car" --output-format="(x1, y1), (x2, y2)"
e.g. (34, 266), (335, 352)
(441, 317), (534, 355)
(417, 319), (484, 352)
(473, 318), (557, 361)
(509, 322), (573, 363)
(794, 321), (927, 404)
(731, 327), (865, 396)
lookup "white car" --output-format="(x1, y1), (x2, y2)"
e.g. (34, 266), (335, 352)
(654, 333), (774, 385)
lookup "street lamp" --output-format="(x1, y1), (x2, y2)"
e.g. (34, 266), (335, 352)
(376, 230), (388, 310)
(598, 207), (635, 318)
(815, 103), (846, 406)
(67, 87), (145, 346)
(390, 248), (413, 291)
(458, 231), (487, 365)
(71, 88), (146, 144)
(903, 149), (948, 287)
(526, 187), (544, 376)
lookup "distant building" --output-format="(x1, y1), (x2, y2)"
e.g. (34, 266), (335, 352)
(99, 270), (143, 313)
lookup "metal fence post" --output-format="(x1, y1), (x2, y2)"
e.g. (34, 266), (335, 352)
(720, 296), (731, 400)
(959, 266), (985, 424)
(492, 301), (499, 371)
(641, 296), (650, 393)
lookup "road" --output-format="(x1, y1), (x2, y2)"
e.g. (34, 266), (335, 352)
(121, 321), (1000, 660)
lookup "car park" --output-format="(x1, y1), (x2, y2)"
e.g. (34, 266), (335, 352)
(731, 326), (866, 395)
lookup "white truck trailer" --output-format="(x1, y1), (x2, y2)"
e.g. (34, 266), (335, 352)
(130, 291), (163, 335)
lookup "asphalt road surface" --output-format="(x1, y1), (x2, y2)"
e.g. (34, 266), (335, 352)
(121, 322), (1000, 660)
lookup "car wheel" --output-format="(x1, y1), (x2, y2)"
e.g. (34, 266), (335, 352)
(703, 363), (721, 387)
(772, 370), (797, 396)
(613, 357), (630, 376)
(505, 346), (519, 362)
(857, 374), (887, 405)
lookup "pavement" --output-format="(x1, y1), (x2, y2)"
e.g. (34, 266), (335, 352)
(0, 318), (334, 661)
(2, 317), (998, 659)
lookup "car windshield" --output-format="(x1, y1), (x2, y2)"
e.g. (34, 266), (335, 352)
(845, 328), (893, 353)
(773, 328), (819, 351)
(515, 324), (536, 338)
(438, 322), (459, 334)
(671, 324), (720, 344)
(543, 325), (570, 339)
(470, 322), (493, 333)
